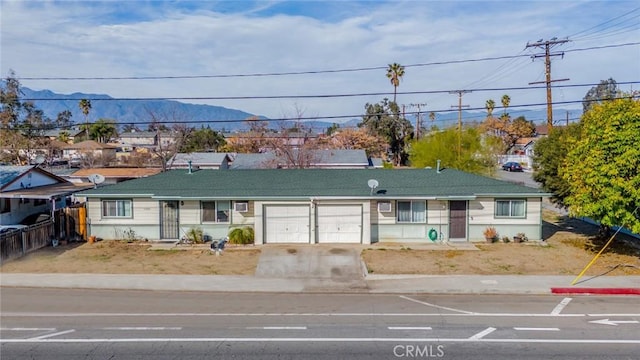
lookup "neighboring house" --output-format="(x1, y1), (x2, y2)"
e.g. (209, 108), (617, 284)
(535, 124), (550, 137)
(229, 152), (277, 169)
(499, 137), (537, 170)
(368, 158), (384, 169)
(39, 129), (85, 143)
(117, 131), (177, 150)
(67, 168), (163, 185)
(79, 168), (548, 244)
(169, 153), (231, 170)
(224, 131), (319, 151)
(63, 140), (118, 161)
(229, 149), (370, 169)
(511, 137), (536, 157)
(118, 131), (157, 148)
(0, 165), (90, 225)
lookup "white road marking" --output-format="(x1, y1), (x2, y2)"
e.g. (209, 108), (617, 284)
(30, 329), (75, 340)
(514, 327), (560, 331)
(551, 297), (572, 315)
(399, 295), (478, 315)
(5, 337), (640, 344)
(101, 327), (182, 330)
(468, 327), (496, 340)
(589, 319), (640, 326)
(255, 327), (307, 330)
(0, 328), (56, 331)
(2, 311), (604, 317)
(388, 327), (432, 330)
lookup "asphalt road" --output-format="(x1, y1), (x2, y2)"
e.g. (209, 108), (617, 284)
(495, 168), (540, 189)
(2, 288), (639, 359)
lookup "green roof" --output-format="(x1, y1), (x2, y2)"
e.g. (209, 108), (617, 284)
(78, 168), (548, 199)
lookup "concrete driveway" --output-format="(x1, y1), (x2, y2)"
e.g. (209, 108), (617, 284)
(255, 245), (366, 282)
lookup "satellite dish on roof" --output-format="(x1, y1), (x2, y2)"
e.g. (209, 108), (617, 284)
(34, 154), (46, 165)
(88, 174), (106, 188)
(367, 179), (379, 195)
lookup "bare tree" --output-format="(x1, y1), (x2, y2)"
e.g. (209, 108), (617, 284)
(145, 106), (193, 171)
(265, 106), (323, 168)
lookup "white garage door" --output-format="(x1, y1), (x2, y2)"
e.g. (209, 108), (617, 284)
(317, 205), (362, 243)
(264, 205), (310, 244)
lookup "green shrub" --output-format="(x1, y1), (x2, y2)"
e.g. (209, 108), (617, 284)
(185, 227), (204, 244)
(228, 226), (254, 245)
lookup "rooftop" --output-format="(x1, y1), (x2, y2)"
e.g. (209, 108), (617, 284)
(79, 168), (548, 199)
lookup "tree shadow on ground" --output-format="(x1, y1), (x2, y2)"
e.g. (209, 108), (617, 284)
(544, 214), (640, 259)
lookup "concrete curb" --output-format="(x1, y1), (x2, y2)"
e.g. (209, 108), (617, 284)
(551, 287), (640, 295)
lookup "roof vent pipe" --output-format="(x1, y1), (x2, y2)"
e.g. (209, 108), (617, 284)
(436, 159), (441, 174)
(188, 160), (192, 174)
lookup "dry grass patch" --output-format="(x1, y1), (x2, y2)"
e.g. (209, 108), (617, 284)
(362, 214), (640, 276)
(1, 241), (260, 275)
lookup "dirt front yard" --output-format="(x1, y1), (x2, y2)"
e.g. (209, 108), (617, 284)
(1, 211), (639, 276)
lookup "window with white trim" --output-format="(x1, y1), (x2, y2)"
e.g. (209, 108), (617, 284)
(495, 199), (526, 218)
(101, 199), (132, 218)
(396, 200), (426, 223)
(201, 201), (230, 223)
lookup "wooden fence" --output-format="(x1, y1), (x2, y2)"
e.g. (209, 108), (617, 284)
(0, 204), (86, 264)
(0, 221), (53, 265)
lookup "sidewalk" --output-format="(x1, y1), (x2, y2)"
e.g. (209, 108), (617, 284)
(1, 273), (639, 295)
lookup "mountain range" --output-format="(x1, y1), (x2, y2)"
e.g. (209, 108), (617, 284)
(20, 87), (579, 132)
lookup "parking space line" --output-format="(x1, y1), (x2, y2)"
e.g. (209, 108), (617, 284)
(514, 327), (560, 331)
(30, 329), (75, 340)
(468, 327), (496, 340)
(551, 297), (572, 315)
(399, 295), (477, 315)
(388, 327), (432, 330)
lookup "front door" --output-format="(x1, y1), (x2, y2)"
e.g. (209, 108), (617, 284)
(449, 200), (467, 241)
(160, 201), (180, 239)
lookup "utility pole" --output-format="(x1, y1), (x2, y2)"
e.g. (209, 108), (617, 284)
(526, 37), (569, 132)
(407, 102), (427, 140)
(450, 90), (470, 160)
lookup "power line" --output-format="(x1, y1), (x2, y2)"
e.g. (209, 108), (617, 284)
(568, 7), (640, 39)
(16, 42), (639, 81)
(5, 94), (639, 132)
(19, 81), (640, 102)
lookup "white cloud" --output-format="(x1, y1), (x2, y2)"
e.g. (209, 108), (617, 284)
(1, 0), (638, 123)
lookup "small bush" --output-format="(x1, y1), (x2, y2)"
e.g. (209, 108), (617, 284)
(228, 226), (254, 245)
(185, 227), (204, 244)
(483, 226), (498, 241)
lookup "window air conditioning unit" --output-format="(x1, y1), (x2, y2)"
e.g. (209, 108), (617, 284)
(378, 201), (392, 213)
(234, 202), (249, 212)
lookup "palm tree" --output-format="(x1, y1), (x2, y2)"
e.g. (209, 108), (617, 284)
(386, 63), (405, 103)
(79, 99), (92, 138)
(501, 95), (510, 116)
(485, 99), (496, 117)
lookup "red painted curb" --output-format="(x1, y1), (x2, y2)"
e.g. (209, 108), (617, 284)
(551, 287), (640, 295)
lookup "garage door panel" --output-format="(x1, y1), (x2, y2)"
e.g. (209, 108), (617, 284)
(265, 205), (310, 244)
(317, 205), (362, 244)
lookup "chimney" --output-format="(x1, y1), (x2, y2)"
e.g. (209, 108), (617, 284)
(436, 159), (441, 174)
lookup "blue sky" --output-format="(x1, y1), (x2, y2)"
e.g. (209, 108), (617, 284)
(1, 0), (639, 125)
